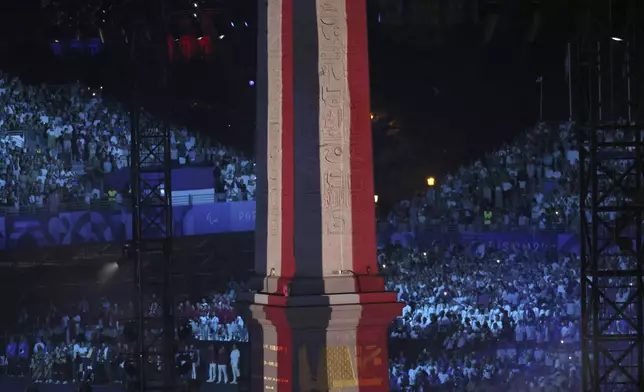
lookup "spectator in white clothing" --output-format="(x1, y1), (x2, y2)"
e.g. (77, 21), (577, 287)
(230, 344), (240, 384)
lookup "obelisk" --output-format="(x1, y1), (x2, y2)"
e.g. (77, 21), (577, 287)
(240, 0), (402, 390)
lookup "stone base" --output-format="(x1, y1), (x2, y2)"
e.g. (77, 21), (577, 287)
(238, 291), (401, 392)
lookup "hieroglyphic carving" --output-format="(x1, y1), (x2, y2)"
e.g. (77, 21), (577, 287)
(268, 122), (282, 239)
(317, 0), (353, 272)
(327, 210), (347, 234)
(266, 0), (284, 274)
(324, 170), (350, 209)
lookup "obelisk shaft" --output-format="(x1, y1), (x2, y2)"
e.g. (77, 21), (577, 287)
(245, 0), (402, 390)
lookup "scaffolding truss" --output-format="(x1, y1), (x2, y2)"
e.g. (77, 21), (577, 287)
(130, 109), (178, 392)
(579, 122), (644, 391)
(577, 1), (644, 389)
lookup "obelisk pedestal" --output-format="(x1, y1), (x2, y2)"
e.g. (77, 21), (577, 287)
(239, 0), (402, 390)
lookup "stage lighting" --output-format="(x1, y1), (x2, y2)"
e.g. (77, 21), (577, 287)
(51, 25), (62, 42)
(170, 22), (180, 42)
(121, 243), (134, 262)
(190, 10), (204, 40)
(214, 20), (228, 39)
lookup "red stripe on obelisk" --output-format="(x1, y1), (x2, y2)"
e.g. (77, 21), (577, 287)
(267, 2), (294, 390)
(280, 0), (295, 280)
(347, 1), (390, 391)
(347, 0), (377, 276)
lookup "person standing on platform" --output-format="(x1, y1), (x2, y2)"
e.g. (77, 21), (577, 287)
(216, 346), (228, 384)
(206, 345), (217, 383)
(229, 344), (240, 384)
(189, 344), (199, 380)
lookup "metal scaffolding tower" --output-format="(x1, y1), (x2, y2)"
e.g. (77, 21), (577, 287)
(127, 0), (178, 390)
(130, 111), (177, 392)
(578, 0), (644, 391)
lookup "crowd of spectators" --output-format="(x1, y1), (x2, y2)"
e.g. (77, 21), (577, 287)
(380, 236), (641, 391)
(4, 281), (248, 386)
(375, 120), (640, 389)
(1, 67), (634, 230)
(0, 70), (620, 232)
(380, 240), (587, 390)
(386, 122), (589, 234)
(178, 283), (249, 343)
(4, 70), (639, 391)
(5, 240), (605, 390)
(0, 71), (256, 212)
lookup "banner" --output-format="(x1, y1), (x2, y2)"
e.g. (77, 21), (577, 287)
(5, 210), (126, 249)
(105, 166), (216, 192)
(2, 201), (256, 250)
(179, 201), (256, 236)
(0, 200), (576, 253)
(459, 231), (558, 252)
(390, 230), (560, 251)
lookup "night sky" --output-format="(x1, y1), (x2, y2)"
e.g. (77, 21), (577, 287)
(0, 0), (576, 200)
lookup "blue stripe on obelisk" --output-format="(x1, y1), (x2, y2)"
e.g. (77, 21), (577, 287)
(288, 2), (331, 388)
(292, 0), (323, 279)
(254, 0), (270, 278)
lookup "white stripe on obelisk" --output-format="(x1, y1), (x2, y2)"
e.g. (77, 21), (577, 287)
(317, 0), (354, 275)
(266, 0), (284, 276)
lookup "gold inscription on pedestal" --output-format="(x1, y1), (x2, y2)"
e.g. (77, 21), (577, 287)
(264, 360), (278, 367)
(263, 344), (286, 352)
(264, 376), (289, 383)
(298, 345), (383, 390)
